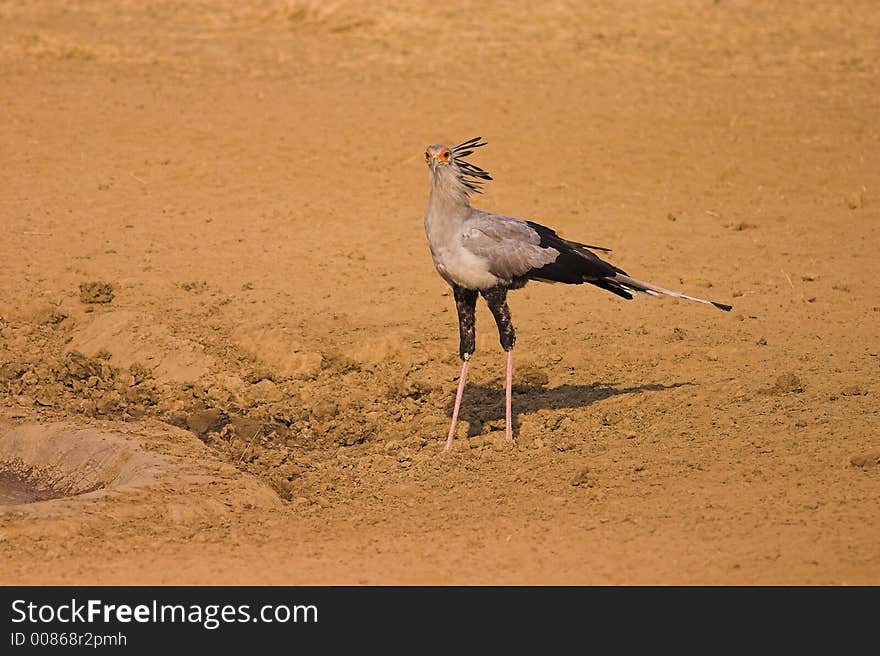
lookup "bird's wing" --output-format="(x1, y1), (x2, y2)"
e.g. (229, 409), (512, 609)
(461, 212), (560, 281)
(461, 212), (732, 309)
(462, 212), (619, 283)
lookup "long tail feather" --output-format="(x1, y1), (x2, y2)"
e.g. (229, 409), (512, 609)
(611, 274), (732, 311)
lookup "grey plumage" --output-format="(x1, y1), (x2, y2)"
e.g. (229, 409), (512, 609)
(461, 212), (559, 282)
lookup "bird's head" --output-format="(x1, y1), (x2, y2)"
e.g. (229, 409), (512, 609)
(425, 144), (454, 169)
(424, 137), (492, 194)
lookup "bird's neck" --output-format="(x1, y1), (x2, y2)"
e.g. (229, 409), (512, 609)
(425, 172), (472, 254)
(427, 170), (471, 215)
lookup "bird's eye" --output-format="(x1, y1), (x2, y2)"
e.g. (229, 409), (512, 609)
(441, 150), (450, 159)
(425, 151), (430, 160)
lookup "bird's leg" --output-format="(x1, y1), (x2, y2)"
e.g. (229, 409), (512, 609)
(445, 285), (478, 451)
(445, 357), (469, 451)
(481, 287), (516, 442)
(504, 349), (513, 442)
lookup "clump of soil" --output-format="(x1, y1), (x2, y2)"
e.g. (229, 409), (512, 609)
(515, 363), (550, 388)
(763, 373), (805, 395)
(569, 466), (596, 487)
(79, 281), (114, 304)
(850, 452), (880, 468)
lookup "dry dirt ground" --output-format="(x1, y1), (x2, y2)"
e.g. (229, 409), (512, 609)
(1, 1), (878, 584)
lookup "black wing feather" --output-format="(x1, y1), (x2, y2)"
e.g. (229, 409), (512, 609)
(523, 221), (637, 298)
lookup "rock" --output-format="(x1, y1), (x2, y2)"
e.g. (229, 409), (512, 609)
(763, 373), (804, 395)
(850, 452), (880, 468)
(846, 191), (863, 209)
(166, 412), (188, 428)
(515, 364), (549, 388)
(64, 351), (102, 380)
(421, 415), (447, 432)
(486, 431), (508, 450)
(554, 437), (577, 452)
(730, 221), (756, 231)
(79, 281), (114, 304)
(840, 384), (867, 396)
(482, 418), (505, 433)
(128, 362), (151, 385)
(227, 415), (263, 440)
(30, 304), (67, 326)
(311, 399), (338, 420)
(601, 413), (620, 426)
(186, 408), (225, 437)
(206, 385), (231, 405)
(275, 480), (294, 500)
(340, 433), (364, 447)
(570, 467), (595, 487)
(95, 397), (117, 415)
(240, 379), (284, 406)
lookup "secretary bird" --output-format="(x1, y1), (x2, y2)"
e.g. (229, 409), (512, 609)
(423, 137), (731, 451)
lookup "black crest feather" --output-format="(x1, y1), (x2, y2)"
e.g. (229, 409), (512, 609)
(451, 136), (492, 194)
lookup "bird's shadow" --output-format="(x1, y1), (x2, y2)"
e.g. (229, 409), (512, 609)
(446, 380), (692, 438)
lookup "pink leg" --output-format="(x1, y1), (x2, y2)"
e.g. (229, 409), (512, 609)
(505, 349), (513, 442)
(444, 359), (470, 451)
